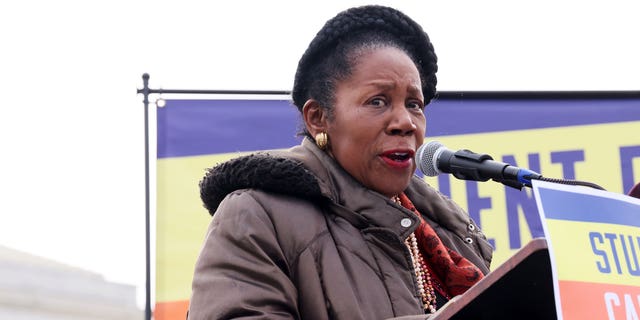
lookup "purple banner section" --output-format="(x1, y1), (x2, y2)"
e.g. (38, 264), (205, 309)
(157, 97), (640, 158)
(426, 98), (640, 136)
(157, 99), (301, 158)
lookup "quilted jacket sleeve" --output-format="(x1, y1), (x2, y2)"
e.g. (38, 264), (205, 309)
(187, 190), (299, 320)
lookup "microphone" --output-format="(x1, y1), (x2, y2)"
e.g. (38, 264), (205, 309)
(415, 141), (542, 189)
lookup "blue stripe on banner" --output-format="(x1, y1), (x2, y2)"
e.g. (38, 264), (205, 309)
(157, 99), (302, 158)
(425, 98), (640, 136)
(537, 187), (640, 227)
(158, 98), (640, 158)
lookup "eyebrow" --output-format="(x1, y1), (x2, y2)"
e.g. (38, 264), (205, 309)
(406, 84), (423, 97)
(365, 81), (423, 97)
(365, 80), (395, 90)
(366, 80), (424, 99)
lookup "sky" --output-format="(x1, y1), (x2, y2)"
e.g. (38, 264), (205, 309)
(1, 0), (638, 309)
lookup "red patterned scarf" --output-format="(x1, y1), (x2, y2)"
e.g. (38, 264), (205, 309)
(398, 193), (484, 297)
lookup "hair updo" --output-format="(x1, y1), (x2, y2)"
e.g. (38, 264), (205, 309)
(292, 5), (438, 136)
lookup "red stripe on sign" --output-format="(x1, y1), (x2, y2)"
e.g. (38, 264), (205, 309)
(155, 300), (189, 320)
(559, 280), (640, 320)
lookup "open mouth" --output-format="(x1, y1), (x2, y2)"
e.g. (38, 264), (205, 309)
(381, 150), (415, 168)
(386, 152), (411, 162)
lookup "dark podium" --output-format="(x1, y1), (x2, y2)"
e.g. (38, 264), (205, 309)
(431, 238), (557, 319)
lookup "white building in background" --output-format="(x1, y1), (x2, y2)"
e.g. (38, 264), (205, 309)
(0, 245), (142, 320)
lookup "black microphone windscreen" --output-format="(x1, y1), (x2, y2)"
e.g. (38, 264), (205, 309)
(416, 140), (443, 177)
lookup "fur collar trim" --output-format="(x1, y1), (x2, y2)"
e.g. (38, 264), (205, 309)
(199, 153), (323, 215)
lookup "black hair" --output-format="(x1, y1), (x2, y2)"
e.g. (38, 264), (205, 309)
(292, 5), (438, 137)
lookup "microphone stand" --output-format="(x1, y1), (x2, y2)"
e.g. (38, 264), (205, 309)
(528, 176), (606, 191)
(422, 146), (607, 192)
(448, 149), (607, 191)
(494, 172), (606, 191)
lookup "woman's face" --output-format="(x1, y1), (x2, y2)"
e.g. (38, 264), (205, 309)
(326, 46), (426, 198)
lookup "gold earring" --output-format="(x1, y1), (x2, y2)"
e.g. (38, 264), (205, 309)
(315, 132), (328, 150)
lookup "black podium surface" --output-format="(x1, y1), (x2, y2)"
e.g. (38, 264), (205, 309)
(432, 238), (557, 319)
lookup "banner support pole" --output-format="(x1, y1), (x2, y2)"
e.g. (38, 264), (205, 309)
(137, 73), (152, 320)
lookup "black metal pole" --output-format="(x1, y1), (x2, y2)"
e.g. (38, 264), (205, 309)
(137, 73), (152, 320)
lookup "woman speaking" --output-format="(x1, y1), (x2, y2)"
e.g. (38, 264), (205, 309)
(188, 5), (493, 319)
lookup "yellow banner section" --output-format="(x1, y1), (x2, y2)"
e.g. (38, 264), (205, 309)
(546, 220), (640, 285)
(156, 153), (248, 302)
(424, 121), (640, 268)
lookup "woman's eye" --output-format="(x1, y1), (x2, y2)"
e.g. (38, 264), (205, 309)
(369, 97), (387, 107)
(407, 101), (424, 110)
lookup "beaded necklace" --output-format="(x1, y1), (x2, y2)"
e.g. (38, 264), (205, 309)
(393, 195), (437, 313)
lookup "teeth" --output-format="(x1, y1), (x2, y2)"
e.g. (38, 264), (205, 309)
(388, 152), (409, 160)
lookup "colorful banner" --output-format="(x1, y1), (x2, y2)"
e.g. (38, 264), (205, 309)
(533, 180), (640, 320)
(154, 95), (640, 319)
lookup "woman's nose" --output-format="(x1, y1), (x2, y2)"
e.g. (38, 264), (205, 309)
(387, 105), (417, 135)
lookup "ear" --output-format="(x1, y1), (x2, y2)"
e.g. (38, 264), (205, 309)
(302, 99), (327, 136)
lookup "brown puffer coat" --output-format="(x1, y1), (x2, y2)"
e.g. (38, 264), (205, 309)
(188, 138), (493, 320)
